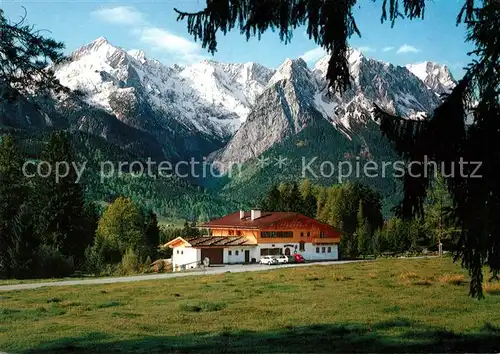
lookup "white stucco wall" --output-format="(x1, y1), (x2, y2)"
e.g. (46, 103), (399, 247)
(172, 246), (201, 270)
(301, 244), (338, 261)
(171, 242), (338, 269)
(257, 243), (299, 259)
(224, 247), (259, 263)
(256, 243), (339, 261)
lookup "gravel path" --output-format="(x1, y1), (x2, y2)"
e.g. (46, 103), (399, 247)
(0, 260), (367, 292)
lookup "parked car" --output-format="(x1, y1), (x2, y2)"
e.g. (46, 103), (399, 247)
(274, 255), (289, 264)
(288, 253), (305, 263)
(260, 255), (278, 265)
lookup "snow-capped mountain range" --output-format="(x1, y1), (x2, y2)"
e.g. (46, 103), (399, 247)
(55, 37), (274, 139)
(1, 37), (456, 164)
(211, 49), (456, 170)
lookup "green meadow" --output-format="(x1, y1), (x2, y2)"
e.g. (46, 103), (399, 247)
(1, 257), (500, 353)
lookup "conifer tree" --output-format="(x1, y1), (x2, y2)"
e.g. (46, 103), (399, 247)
(315, 187), (328, 219)
(261, 184), (283, 211)
(303, 193), (318, 218)
(0, 8), (69, 101)
(181, 220), (200, 237)
(356, 201), (371, 257)
(287, 182), (303, 212)
(260, 184), (286, 211)
(0, 135), (38, 278)
(424, 173), (460, 247)
(144, 210), (161, 258)
(299, 179), (317, 217)
(34, 131), (93, 266)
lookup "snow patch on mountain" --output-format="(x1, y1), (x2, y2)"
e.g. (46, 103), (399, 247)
(179, 60), (274, 124)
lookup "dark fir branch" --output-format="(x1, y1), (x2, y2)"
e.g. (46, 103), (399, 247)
(0, 8), (70, 101)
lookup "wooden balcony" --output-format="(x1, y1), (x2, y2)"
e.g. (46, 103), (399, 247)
(312, 237), (340, 244)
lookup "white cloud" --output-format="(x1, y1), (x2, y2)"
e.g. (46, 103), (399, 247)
(397, 44), (421, 54)
(300, 47), (327, 64)
(382, 46), (395, 52)
(92, 6), (144, 25)
(92, 6), (204, 64)
(140, 27), (199, 54)
(357, 46), (376, 53)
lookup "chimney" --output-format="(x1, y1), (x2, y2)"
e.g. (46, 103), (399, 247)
(240, 210), (245, 219)
(251, 209), (261, 221)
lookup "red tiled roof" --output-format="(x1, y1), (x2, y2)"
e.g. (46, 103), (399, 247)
(201, 211), (300, 229)
(186, 236), (256, 247)
(202, 211), (344, 235)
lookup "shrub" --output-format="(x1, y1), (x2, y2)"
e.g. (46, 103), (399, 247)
(140, 256), (153, 273)
(119, 248), (140, 275)
(84, 245), (104, 276)
(103, 263), (118, 277)
(35, 245), (74, 278)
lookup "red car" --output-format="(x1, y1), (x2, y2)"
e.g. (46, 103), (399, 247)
(288, 253), (305, 263)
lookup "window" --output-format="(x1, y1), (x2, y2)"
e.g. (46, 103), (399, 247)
(177, 250), (179, 254)
(320, 231), (326, 238)
(181, 250), (184, 255)
(261, 248), (281, 256)
(261, 231), (293, 238)
(316, 247), (320, 253)
(321, 247), (325, 253)
(299, 242), (305, 252)
(228, 230), (234, 236)
(236, 230), (242, 236)
(228, 250), (232, 256)
(327, 247), (331, 253)
(307, 232), (310, 237)
(300, 232), (304, 237)
(235, 250), (239, 256)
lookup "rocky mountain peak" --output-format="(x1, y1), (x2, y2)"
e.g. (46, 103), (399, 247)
(90, 36), (110, 48)
(71, 36), (121, 61)
(406, 61), (457, 94)
(268, 57), (311, 87)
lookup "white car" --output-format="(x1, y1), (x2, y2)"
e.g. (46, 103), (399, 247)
(260, 255), (278, 265)
(274, 255), (289, 264)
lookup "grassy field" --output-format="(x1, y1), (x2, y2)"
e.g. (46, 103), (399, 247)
(1, 257), (500, 353)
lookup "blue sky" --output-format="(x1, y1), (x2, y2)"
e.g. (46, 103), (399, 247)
(3, 0), (473, 78)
